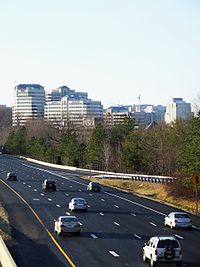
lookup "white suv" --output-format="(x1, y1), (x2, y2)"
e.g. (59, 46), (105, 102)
(143, 236), (182, 267)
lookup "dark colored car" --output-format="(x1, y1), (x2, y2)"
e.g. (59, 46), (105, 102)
(42, 179), (56, 191)
(87, 182), (101, 192)
(6, 172), (17, 181)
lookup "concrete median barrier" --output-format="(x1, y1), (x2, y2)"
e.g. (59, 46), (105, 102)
(0, 236), (17, 267)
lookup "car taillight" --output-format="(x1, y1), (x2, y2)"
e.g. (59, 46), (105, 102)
(154, 249), (157, 255)
(175, 219), (178, 223)
(189, 219), (192, 222)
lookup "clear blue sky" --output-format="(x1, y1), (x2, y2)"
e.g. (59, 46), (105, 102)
(0, 0), (200, 108)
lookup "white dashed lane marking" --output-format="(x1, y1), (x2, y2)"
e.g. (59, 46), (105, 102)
(109, 251), (119, 257)
(33, 198), (40, 201)
(114, 205), (119, 208)
(99, 212), (104, 216)
(101, 199), (105, 202)
(48, 198), (52, 201)
(34, 189), (37, 192)
(150, 222), (157, 227)
(114, 222), (120, 226)
(131, 213), (136, 216)
(66, 212), (71, 215)
(65, 193), (69, 196)
(40, 193), (44, 196)
(90, 234), (98, 239)
(56, 204), (61, 208)
(28, 185), (31, 188)
(134, 234), (142, 239)
(23, 182), (26, 185)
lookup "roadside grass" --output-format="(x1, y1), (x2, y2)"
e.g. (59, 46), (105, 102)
(0, 203), (12, 240)
(83, 176), (199, 215)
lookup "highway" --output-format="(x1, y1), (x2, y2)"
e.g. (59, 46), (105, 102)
(0, 155), (200, 267)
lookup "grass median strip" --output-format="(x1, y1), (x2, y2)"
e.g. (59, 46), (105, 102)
(0, 202), (12, 241)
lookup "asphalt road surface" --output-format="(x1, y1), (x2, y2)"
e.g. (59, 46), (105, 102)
(0, 155), (200, 267)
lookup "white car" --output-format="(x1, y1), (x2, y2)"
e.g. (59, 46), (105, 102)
(54, 215), (81, 236)
(69, 197), (88, 212)
(143, 236), (182, 267)
(164, 212), (192, 229)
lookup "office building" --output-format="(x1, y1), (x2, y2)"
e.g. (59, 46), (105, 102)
(103, 106), (130, 126)
(44, 86), (103, 127)
(165, 98), (193, 124)
(12, 84), (45, 126)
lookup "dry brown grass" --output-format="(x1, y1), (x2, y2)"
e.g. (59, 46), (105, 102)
(84, 176), (199, 214)
(0, 203), (12, 240)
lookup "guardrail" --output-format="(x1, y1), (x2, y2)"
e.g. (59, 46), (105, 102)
(24, 157), (175, 184)
(92, 174), (175, 183)
(0, 236), (17, 267)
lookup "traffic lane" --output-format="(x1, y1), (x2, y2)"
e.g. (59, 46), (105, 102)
(49, 206), (147, 267)
(15, 177), (158, 264)
(2, 156), (200, 266)
(5, 176), (200, 267)
(30, 186), (175, 267)
(0, 180), (72, 267)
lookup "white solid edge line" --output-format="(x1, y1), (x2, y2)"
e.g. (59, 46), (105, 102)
(175, 234), (184, 240)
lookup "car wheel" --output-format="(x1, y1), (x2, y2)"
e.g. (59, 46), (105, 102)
(57, 231), (60, 236)
(150, 258), (157, 267)
(142, 251), (147, 262)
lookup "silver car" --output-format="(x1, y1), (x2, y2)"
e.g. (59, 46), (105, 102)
(164, 212), (192, 229)
(69, 197), (88, 212)
(54, 215), (81, 236)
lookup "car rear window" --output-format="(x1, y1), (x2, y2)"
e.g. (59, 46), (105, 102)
(157, 240), (179, 248)
(47, 181), (55, 185)
(175, 213), (189, 218)
(62, 218), (77, 223)
(74, 199), (85, 203)
(92, 183), (100, 186)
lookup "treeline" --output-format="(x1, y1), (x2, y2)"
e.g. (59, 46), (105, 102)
(4, 113), (200, 177)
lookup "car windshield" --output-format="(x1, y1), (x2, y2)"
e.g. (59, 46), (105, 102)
(61, 217), (77, 223)
(157, 240), (179, 248)
(175, 213), (189, 219)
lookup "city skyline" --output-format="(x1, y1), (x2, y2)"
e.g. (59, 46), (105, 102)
(0, 0), (200, 108)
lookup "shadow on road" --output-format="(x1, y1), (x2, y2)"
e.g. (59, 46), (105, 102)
(5, 226), (70, 267)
